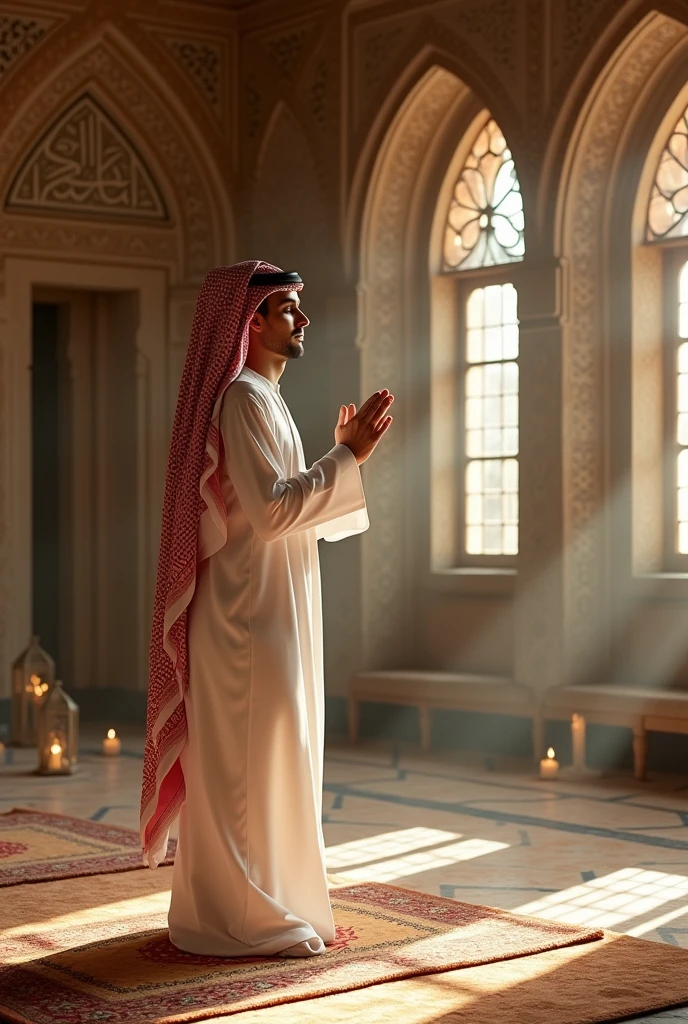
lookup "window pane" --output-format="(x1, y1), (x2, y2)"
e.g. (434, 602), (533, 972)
(679, 522), (688, 555)
(679, 342), (688, 372)
(464, 458), (519, 555)
(443, 118), (525, 270)
(647, 112), (688, 241)
(467, 288), (484, 328)
(679, 374), (688, 412)
(678, 413), (688, 445)
(462, 285), (519, 559)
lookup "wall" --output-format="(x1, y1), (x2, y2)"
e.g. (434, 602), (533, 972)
(3, 0), (688, 717)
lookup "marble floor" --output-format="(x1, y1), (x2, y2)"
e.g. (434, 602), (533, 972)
(2, 729), (688, 1022)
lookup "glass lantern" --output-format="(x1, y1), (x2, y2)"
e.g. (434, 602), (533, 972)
(36, 680), (79, 775)
(11, 635), (55, 746)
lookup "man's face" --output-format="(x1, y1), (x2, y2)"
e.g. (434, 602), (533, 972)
(253, 290), (309, 360)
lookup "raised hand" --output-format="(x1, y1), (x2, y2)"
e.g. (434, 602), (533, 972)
(334, 390), (394, 466)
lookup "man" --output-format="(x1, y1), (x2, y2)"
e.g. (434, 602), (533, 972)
(140, 261), (393, 958)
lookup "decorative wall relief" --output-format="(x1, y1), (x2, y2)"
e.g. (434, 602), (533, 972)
(358, 68), (463, 667)
(561, 16), (685, 681)
(262, 25), (313, 78)
(164, 36), (222, 117)
(6, 94), (167, 221)
(0, 14), (54, 78)
(435, 0), (518, 76)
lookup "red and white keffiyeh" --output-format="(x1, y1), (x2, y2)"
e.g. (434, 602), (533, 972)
(140, 260), (304, 866)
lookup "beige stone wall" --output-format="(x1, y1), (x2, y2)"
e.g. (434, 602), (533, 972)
(3, 0), (688, 699)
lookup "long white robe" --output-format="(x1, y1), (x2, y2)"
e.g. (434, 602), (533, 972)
(168, 366), (368, 956)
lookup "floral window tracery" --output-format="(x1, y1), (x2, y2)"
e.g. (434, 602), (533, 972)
(443, 119), (525, 271)
(647, 108), (688, 241)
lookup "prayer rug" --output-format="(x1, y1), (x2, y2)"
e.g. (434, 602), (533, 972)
(0, 879), (605, 1023)
(0, 808), (174, 886)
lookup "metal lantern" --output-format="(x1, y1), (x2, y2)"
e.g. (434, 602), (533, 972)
(11, 635), (55, 746)
(36, 680), (79, 775)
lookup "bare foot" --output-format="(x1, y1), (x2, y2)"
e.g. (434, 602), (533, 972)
(278, 937), (325, 957)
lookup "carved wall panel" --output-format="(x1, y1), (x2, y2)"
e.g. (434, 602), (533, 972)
(0, 13), (55, 79)
(560, 15), (685, 682)
(163, 36), (223, 118)
(0, 43), (221, 280)
(358, 67), (463, 668)
(6, 94), (167, 221)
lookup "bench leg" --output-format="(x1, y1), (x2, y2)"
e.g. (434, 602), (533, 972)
(419, 705), (431, 752)
(633, 727), (648, 781)
(348, 698), (359, 745)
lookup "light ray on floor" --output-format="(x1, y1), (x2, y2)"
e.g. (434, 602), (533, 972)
(515, 868), (688, 929)
(325, 827), (462, 870)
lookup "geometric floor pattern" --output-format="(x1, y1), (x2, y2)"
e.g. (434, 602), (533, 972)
(2, 729), (688, 1022)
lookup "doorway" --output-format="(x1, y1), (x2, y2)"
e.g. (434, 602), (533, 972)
(31, 289), (141, 692)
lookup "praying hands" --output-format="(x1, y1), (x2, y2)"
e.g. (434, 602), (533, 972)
(335, 390), (394, 466)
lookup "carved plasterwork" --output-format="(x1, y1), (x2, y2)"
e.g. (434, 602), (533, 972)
(163, 36), (222, 117)
(561, 16), (685, 681)
(6, 94), (167, 221)
(0, 43), (221, 279)
(434, 0), (518, 76)
(261, 25), (313, 78)
(358, 68), (462, 667)
(0, 13), (54, 78)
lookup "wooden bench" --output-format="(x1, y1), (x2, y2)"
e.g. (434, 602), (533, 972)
(541, 685), (688, 780)
(348, 670), (538, 753)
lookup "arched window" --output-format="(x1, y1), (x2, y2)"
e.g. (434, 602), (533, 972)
(440, 118), (523, 562)
(646, 105), (688, 562)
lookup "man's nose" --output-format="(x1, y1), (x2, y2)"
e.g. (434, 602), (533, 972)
(297, 310), (310, 328)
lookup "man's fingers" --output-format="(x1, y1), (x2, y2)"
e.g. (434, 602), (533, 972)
(368, 394), (394, 428)
(374, 414), (393, 436)
(358, 390), (388, 418)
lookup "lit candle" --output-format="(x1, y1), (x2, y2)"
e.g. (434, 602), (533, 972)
(47, 741), (62, 771)
(571, 713), (586, 771)
(102, 728), (121, 756)
(539, 747), (559, 779)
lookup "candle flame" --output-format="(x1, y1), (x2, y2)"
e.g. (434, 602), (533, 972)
(107, 729), (116, 740)
(30, 674), (40, 685)
(50, 742), (61, 755)
(547, 747), (555, 759)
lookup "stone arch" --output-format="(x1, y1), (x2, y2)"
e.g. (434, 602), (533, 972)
(0, 30), (233, 282)
(356, 65), (503, 668)
(555, 10), (688, 685)
(345, 43), (521, 278)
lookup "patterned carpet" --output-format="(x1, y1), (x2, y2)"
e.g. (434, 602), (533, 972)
(0, 808), (175, 885)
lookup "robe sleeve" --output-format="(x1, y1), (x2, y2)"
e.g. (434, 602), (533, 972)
(221, 389), (367, 544)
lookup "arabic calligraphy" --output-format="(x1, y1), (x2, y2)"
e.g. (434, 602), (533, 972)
(6, 94), (167, 220)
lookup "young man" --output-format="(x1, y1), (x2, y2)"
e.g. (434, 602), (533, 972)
(140, 262), (393, 958)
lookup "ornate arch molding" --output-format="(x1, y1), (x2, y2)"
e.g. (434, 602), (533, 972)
(0, 35), (230, 281)
(556, 12), (688, 682)
(345, 44), (520, 278)
(357, 66), (479, 667)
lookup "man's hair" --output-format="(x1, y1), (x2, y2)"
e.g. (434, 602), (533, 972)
(255, 296), (269, 318)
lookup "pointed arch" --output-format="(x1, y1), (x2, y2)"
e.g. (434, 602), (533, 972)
(0, 28), (233, 279)
(344, 42), (521, 278)
(554, 10), (688, 686)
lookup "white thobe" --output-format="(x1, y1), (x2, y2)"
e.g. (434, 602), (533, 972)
(168, 366), (368, 956)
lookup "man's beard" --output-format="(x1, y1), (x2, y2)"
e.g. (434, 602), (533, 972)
(283, 337), (304, 359)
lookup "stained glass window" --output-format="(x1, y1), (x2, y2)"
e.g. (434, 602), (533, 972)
(464, 283), (519, 556)
(443, 119), (525, 271)
(676, 263), (688, 552)
(647, 108), (688, 241)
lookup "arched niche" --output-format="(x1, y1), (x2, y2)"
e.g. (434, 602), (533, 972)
(555, 11), (688, 687)
(356, 64), (517, 670)
(0, 32), (232, 281)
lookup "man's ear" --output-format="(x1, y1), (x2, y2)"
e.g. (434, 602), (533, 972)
(249, 315), (263, 331)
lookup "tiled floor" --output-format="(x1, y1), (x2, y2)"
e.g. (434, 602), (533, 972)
(2, 729), (688, 1022)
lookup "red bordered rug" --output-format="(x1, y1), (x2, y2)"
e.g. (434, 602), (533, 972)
(0, 880), (604, 1024)
(0, 808), (174, 886)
